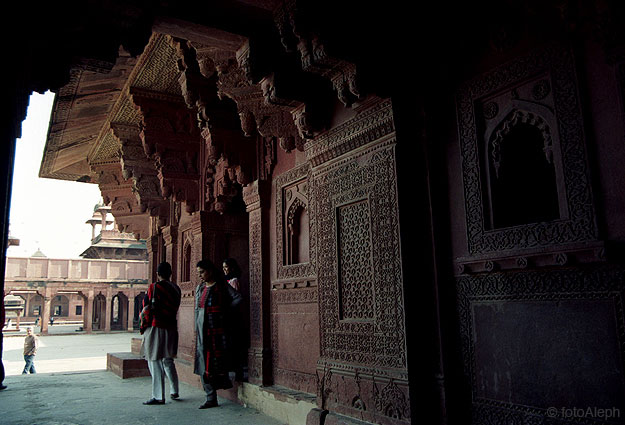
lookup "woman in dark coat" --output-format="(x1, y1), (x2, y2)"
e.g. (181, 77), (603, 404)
(194, 259), (242, 409)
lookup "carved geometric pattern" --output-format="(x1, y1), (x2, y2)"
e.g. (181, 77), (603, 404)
(314, 136), (405, 370)
(456, 265), (625, 424)
(337, 199), (374, 321)
(91, 131), (121, 162)
(456, 43), (598, 255)
(272, 287), (318, 305)
(132, 34), (182, 96)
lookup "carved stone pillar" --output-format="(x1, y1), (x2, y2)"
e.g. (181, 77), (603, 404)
(243, 180), (272, 386)
(162, 225), (178, 280)
(41, 290), (52, 335)
(127, 290), (135, 331)
(104, 293), (113, 333)
(84, 291), (94, 334)
(147, 235), (159, 284)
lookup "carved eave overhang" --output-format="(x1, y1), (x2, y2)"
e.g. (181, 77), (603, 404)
(39, 50), (138, 182)
(41, 32), (189, 231)
(40, 32), (183, 183)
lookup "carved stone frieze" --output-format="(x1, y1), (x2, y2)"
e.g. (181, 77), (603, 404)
(455, 241), (607, 275)
(258, 136), (276, 181)
(316, 362), (410, 424)
(456, 43), (599, 256)
(305, 99), (395, 166)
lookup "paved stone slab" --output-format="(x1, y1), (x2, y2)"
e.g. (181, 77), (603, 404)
(0, 371), (285, 425)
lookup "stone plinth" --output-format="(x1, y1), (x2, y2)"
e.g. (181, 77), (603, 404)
(107, 352), (150, 379)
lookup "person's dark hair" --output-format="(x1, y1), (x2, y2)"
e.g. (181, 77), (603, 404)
(157, 261), (172, 279)
(196, 259), (223, 283)
(223, 257), (241, 279)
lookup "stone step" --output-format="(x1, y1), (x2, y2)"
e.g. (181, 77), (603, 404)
(107, 352), (150, 379)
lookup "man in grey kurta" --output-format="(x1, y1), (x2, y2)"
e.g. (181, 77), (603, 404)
(141, 262), (181, 405)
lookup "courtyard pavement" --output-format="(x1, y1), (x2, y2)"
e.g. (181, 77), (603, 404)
(0, 331), (285, 425)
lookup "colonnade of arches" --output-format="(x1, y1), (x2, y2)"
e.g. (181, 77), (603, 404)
(5, 289), (146, 334)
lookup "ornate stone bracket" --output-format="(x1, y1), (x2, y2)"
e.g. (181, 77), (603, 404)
(91, 161), (149, 239)
(170, 39), (259, 213)
(273, 0), (364, 108)
(110, 123), (168, 220)
(235, 41), (328, 150)
(130, 87), (201, 213)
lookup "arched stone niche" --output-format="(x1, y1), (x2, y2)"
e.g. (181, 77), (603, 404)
(456, 43), (599, 256)
(483, 107), (563, 230)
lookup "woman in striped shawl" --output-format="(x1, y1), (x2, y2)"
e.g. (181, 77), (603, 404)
(194, 259), (242, 409)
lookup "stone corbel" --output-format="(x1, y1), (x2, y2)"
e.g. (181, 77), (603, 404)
(273, 0), (366, 108)
(260, 73), (304, 108)
(130, 88), (202, 214)
(236, 41), (259, 85)
(170, 37), (219, 131)
(260, 74), (326, 143)
(331, 63), (363, 108)
(110, 123), (168, 219)
(92, 162), (149, 240)
(292, 104), (317, 140)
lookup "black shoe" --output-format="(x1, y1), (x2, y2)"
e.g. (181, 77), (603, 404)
(199, 400), (218, 409)
(143, 398), (165, 405)
(0, 385), (6, 390)
(170, 393), (179, 400)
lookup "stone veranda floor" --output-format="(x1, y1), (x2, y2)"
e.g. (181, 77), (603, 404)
(0, 332), (285, 425)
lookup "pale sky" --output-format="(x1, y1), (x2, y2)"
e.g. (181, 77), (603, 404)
(6, 91), (104, 259)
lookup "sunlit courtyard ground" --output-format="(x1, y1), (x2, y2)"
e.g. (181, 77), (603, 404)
(3, 328), (136, 375)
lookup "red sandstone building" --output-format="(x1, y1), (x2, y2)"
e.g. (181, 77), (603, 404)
(4, 205), (148, 334)
(2, 2), (625, 425)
